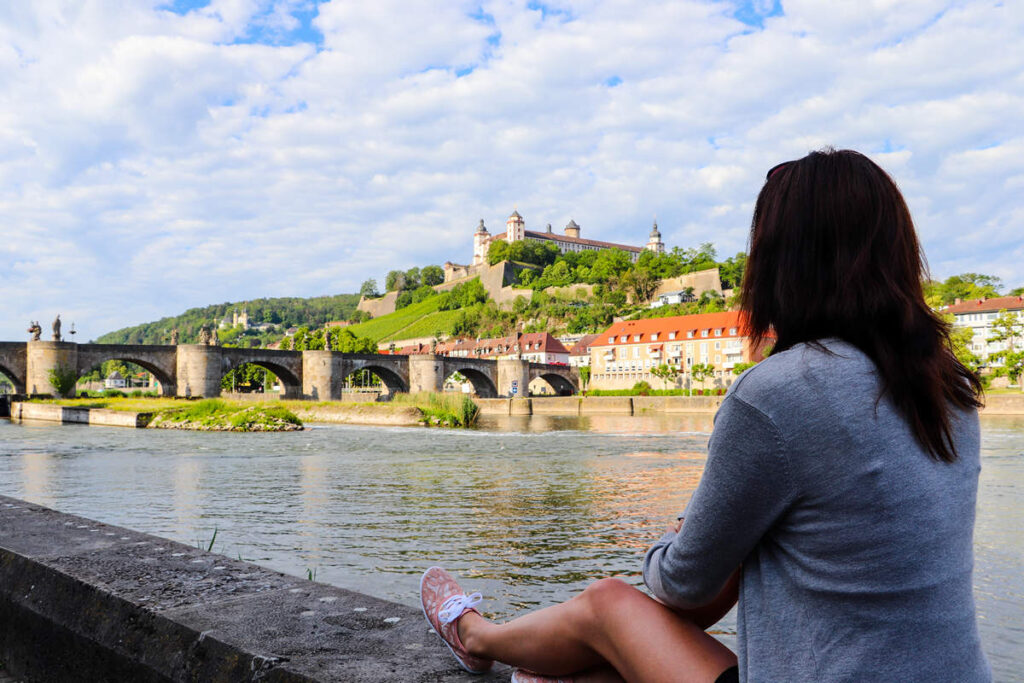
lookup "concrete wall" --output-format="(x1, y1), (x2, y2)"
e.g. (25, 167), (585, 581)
(10, 402), (148, 427)
(981, 393), (1024, 414)
(531, 396), (582, 415)
(0, 495), (510, 682)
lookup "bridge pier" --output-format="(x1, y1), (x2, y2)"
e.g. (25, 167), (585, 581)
(407, 355), (443, 394)
(497, 357), (530, 398)
(25, 342), (78, 396)
(175, 345), (224, 398)
(302, 351), (345, 401)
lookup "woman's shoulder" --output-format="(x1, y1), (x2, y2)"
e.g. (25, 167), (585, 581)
(727, 338), (875, 409)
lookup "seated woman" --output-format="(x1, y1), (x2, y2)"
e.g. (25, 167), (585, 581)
(421, 148), (991, 682)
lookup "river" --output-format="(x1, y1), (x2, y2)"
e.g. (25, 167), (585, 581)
(1, 413), (1021, 679)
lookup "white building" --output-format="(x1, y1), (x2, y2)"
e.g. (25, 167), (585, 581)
(944, 295), (1024, 366)
(649, 289), (696, 308)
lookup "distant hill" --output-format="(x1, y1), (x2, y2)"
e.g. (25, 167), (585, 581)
(95, 294), (361, 346)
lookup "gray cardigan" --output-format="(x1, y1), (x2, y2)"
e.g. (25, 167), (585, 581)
(643, 339), (990, 682)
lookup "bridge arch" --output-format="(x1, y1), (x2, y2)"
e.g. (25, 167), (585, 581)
(445, 366), (498, 398)
(532, 372), (577, 396)
(346, 363), (408, 395)
(222, 357), (301, 399)
(76, 348), (177, 397)
(0, 363), (25, 393)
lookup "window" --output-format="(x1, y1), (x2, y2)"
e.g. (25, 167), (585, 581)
(714, 341), (721, 350)
(701, 330), (709, 337)
(714, 329), (722, 336)
(715, 355), (721, 363)
(729, 327), (737, 335)
(651, 333), (659, 341)
(633, 347), (640, 359)
(609, 336), (616, 343)
(687, 331), (694, 338)
(634, 334), (641, 342)
(668, 332), (676, 340)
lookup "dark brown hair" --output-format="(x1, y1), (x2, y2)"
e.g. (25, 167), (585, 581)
(740, 148), (981, 462)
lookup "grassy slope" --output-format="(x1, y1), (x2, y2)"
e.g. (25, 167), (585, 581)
(345, 297), (445, 342)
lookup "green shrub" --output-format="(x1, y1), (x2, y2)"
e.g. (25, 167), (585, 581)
(632, 381), (653, 396)
(130, 390), (143, 397)
(47, 365), (79, 397)
(103, 389), (127, 398)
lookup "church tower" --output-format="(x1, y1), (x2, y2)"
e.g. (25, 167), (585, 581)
(472, 219), (490, 266)
(646, 220), (665, 254)
(506, 210), (525, 242)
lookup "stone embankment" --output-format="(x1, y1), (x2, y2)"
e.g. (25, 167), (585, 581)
(476, 395), (726, 416)
(0, 495), (510, 682)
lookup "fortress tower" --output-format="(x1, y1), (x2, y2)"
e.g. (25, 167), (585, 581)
(506, 210), (525, 242)
(646, 220), (665, 254)
(472, 219), (491, 266)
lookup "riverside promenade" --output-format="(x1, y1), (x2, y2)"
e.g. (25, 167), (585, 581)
(0, 496), (509, 682)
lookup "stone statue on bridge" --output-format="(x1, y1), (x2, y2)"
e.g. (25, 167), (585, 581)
(52, 315), (61, 341)
(210, 329), (219, 346)
(170, 328), (179, 345)
(27, 321), (42, 342)
(198, 325), (211, 345)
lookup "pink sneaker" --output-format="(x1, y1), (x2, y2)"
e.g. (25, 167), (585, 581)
(420, 566), (494, 674)
(511, 670), (574, 683)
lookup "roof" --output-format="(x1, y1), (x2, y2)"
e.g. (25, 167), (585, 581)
(107, 370), (123, 379)
(568, 333), (601, 356)
(590, 311), (749, 347)
(488, 230), (642, 253)
(943, 296), (1024, 315)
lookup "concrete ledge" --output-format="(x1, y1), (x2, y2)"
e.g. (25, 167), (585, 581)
(530, 397), (581, 415)
(474, 398), (511, 415)
(981, 393), (1024, 414)
(10, 402), (148, 428)
(0, 496), (509, 682)
(580, 397), (633, 415)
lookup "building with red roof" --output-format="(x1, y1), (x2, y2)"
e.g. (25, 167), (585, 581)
(941, 296), (1024, 366)
(588, 311), (766, 391)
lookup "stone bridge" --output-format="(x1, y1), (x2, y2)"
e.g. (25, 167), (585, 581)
(0, 342), (579, 399)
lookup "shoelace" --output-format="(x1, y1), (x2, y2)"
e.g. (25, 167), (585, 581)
(438, 592), (483, 625)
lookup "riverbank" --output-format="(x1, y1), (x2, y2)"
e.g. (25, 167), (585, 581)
(12, 393), (479, 430)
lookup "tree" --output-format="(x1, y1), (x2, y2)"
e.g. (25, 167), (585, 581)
(948, 324), (981, 373)
(719, 252), (747, 290)
(578, 366), (591, 389)
(651, 363), (680, 390)
(623, 269), (658, 303)
(360, 279), (380, 298)
(488, 240), (511, 265)
(47, 364), (79, 397)
(385, 270), (406, 292)
(421, 265), (444, 287)
(988, 309), (1024, 388)
(690, 362), (715, 393)
(404, 267), (421, 290)
(731, 361), (756, 376)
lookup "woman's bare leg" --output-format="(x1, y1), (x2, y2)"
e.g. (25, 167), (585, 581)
(458, 578), (736, 682)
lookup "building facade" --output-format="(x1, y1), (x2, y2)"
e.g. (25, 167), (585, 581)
(943, 296), (1024, 366)
(588, 311), (765, 391)
(470, 211), (665, 267)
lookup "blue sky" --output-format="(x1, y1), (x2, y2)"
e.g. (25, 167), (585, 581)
(0, 0), (1021, 341)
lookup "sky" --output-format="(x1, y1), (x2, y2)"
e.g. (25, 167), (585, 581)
(1, 0), (1021, 341)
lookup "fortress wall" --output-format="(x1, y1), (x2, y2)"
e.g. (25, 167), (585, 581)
(652, 267), (723, 298)
(356, 291), (398, 318)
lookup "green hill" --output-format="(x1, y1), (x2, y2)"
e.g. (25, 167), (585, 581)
(96, 294), (361, 346)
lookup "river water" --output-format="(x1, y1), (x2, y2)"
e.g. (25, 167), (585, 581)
(1, 413), (1021, 679)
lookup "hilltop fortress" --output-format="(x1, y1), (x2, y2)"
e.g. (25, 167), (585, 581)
(358, 209), (720, 322)
(443, 210), (665, 282)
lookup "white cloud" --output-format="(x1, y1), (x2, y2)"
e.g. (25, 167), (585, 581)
(0, 0), (1021, 342)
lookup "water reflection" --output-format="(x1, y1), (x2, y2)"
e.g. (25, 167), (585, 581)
(0, 415), (1020, 678)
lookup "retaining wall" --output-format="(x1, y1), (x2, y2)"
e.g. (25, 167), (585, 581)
(0, 496), (508, 682)
(981, 393), (1024, 415)
(10, 402), (148, 428)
